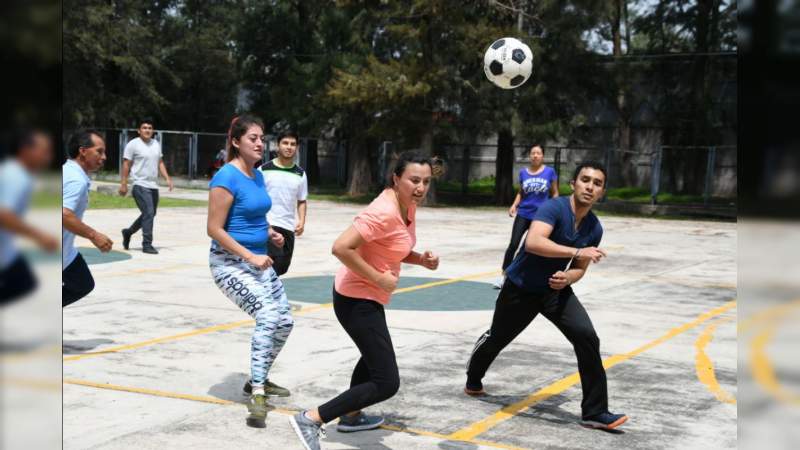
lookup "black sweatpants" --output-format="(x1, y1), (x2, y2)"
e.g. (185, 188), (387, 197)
(0, 255), (37, 306)
(502, 215), (532, 271)
(317, 288), (400, 423)
(62, 253), (95, 307)
(466, 279), (608, 418)
(267, 226), (295, 276)
(128, 185), (159, 247)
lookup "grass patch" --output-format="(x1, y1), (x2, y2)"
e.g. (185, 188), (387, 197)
(31, 190), (63, 209)
(89, 191), (207, 209)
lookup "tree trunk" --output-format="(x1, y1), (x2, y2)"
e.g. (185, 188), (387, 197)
(305, 139), (320, 185)
(347, 139), (372, 196)
(419, 128), (437, 205)
(613, 0), (634, 185)
(494, 128), (515, 205)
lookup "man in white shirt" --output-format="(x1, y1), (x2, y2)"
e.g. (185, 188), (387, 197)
(63, 130), (113, 307)
(0, 130), (58, 306)
(260, 131), (307, 276)
(119, 118), (173, 254)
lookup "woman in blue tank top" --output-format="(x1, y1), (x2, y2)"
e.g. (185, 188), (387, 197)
(494, 145), (559, 288)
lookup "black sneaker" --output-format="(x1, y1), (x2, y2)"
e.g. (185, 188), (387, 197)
(336, 412), (384, 433)
(121, 229), (131, 250)
(580, 411), (628, 430)
(142, 245), (159, 254)
(464, 380), (486, 396)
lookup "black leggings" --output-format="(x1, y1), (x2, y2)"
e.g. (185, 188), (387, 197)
(267, 226), (295, 276)
(466, 280), (608, 418)
(0, 255), (37, 306)
(62, 253), (95, 307)
(502, 215), (532, 271)
(317, 288), (400, 423)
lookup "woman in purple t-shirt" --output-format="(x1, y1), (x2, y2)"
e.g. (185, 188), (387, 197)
(495, 144), (559, 288)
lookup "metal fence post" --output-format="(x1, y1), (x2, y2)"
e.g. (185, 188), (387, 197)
(651, 146), (662, 205)
(462, 145), (470, 195)
(603, 147), (612, 200)
(704, 146), (716, 206)
(118, 130), (128, 174)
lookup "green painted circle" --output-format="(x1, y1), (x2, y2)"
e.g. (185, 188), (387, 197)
(282, 276), (497, 311)
(76, 247), (133, 265)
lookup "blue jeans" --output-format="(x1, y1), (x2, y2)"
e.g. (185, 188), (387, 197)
(129, 185), (159, 246)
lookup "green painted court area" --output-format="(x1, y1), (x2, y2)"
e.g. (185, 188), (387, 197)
(283, 276), (497, 311)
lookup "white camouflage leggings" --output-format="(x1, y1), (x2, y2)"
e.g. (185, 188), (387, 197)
(209, 246), (293, 387)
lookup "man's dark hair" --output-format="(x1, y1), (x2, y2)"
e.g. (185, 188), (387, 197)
(277, 130), (299, 143)
(571, 161), (607, 185)
(67, 129), (101, 159)
(138, 117), (155, 128)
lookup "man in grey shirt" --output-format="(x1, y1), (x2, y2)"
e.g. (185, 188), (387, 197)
(119, 118), (173, 254)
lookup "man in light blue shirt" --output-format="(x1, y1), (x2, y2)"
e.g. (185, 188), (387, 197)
(62, 130), (113, 307)
(0, 130), (58, 306)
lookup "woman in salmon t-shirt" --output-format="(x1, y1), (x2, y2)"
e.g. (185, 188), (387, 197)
(290, 152), (440, 447)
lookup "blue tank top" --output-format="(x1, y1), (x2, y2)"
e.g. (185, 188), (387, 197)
(517, 166), (557, 220)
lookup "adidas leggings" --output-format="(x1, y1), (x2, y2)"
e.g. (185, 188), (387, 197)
(209, 246), (294, 387)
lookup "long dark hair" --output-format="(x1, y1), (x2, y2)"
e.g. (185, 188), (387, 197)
(226, 114), (264, 162)
(384, 151), (444, 188)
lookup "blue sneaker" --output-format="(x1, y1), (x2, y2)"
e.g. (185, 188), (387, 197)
(580, 411), (628, 430)
(336, 412), (384, 432)
(289, 411), (325, 450)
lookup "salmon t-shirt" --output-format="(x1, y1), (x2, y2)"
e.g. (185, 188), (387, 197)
(334, 189), (416, 304)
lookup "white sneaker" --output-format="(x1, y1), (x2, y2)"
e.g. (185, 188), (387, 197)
(492, 277), (505, 289)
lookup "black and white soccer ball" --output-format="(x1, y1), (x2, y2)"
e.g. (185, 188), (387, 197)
(483, 37), (533, 89)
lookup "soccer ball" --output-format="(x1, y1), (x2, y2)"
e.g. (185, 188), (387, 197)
(483, 37), (533, 89)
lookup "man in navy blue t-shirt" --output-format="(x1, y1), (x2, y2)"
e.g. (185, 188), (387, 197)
(465, 161), (628, 431)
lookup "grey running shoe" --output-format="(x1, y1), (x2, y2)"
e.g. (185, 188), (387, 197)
(245, 394), (269, 428)
(289, 411), (324, 450)
(336, 412), (384, 432)
(242, 379), (291, 397)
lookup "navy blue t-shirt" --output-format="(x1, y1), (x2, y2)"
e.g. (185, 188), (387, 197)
(505, 196), (603, 294)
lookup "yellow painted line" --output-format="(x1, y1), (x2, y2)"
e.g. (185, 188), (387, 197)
(738, 298), (800, 334)
(750, 315), (800, 406)
(1, 377), (61, 391)
(100, 263), (205, 278)
(448, 299), (737, 440)
(394, 270), (501, 294)
(64, 270), (499, 362)
(64, 378), (528, 449)
(63, 319), (254, 362)
(695, 317), (737, 404)
(0, 345), (61, 363)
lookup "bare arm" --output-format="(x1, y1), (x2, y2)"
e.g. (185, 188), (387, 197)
(295, 200), (307, 236)
(206, 187), (256, 261)
(159, 159), (173, 191)
(524, 221), (606, 262)
(550, 178), (559, 198)
(0, 209), (57, 251)
(508, 191), (522, 217)
(63, 208), (112, 252)
(332, 226), (398, 293)
(119, 159), (132, 196)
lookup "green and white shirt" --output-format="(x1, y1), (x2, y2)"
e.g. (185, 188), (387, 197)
(260, 159), (308, 231)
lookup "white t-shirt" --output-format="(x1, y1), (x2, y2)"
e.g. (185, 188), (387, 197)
(123, 137), (163, 189)
(0, 159), (33, 269)
(260, 160), (308, 231)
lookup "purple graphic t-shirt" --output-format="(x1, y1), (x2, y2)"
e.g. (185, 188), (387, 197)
(517, 166), (557, 220)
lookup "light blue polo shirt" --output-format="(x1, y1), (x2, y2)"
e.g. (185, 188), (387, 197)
(62, 159), (91, 268)
(0, 159), (34, 269)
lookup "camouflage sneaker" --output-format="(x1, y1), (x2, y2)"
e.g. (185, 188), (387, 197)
(245, 394), (270, 428)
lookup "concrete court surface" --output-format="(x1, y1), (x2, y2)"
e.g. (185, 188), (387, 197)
(62, 187), (737, 450)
